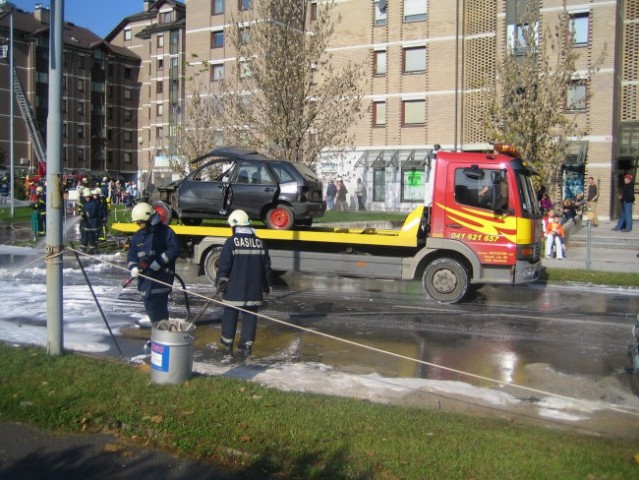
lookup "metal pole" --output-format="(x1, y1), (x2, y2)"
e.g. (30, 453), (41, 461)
(586, 217), (592, 271)
(9, 9), (13, 217)
(46, 0), (64, 356)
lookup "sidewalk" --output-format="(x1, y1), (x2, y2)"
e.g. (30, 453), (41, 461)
(543, 218), (639, 273)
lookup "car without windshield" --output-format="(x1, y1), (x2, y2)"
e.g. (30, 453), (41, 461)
(154, 146), (326, 230)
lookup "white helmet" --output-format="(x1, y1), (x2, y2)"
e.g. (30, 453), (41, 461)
(36, 186), (44, 193)
(132, 202), (154, 223)
(83, 188), (92, 197)
(102, 177), (108, 182)
(228, 209), (250, 227)
(92, 188), (101, 195)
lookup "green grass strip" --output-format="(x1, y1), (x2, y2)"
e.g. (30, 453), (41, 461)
(0, 345), (637, 479)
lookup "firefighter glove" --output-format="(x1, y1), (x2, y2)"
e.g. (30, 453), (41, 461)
(130, 267), (140, 278)
(217, 277), (229, 293)
(137, 260), (150, 272)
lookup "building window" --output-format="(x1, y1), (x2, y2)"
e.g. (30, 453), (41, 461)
(124, 131), (132, 143)
(123, 109), (132, 121)
(211, 31), (224, 48)
(156, 126), (164, 139)
(373, 168), (386, 202)
(124, 28), (132, 41)
(77, 79), (84, 92)
(240, 94), (253, 113)
(157, 103), (164, 116)
(160, 11), (172, 24)
(107, 107), (113, 120)
(373, 101), (386, 127)
(402, 99), (426, 125)
(78, 125), (84, 138)
(570, 12), (589, 46)
(212, 0), (224, 15)
(374, 0), (387, 26)
(124, 88), (132, 100)
(374, 50), (386, 76)
(123, 152), (132, 164)
(239, 0), (252, 11)
(157, 34), (164, 48)
(240, 27), (250, 45)
(508, 22), (538, 55)
(77, 101), (84, 116)
(157, 59), (164, 71)
(403, 47), (426, 73)
(124, 67), (132, 79)
(157, 80), (164, 94)
(310, 1), (317, 21)
(78, 56), (85, 69)
(78, 147), (85, 162)
(240, 60), (252, 78)
(63, 123), (67, 138)
(566, 81), (587, 111)
(210, 64), (224, 82)
(404, 0), (427, 23)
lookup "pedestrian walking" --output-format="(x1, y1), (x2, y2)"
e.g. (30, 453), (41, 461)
(325, 179), (337, 211)
(612, 174), (635, 232)
(355, 178), (366, 211)
(127, 202), (181, 323)
(335, 179), (348, 212)
(586, 176), (599, 227)
(215, 209), (272, 356)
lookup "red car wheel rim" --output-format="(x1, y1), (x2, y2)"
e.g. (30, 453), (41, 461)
(270, 209), (289, 228)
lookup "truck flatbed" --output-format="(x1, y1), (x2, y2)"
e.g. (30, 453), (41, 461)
(111, 206), (425, 249)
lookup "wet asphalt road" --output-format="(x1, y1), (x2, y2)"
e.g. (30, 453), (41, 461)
(46, 250), (639, 397)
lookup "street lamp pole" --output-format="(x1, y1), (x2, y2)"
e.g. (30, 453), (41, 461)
(8, 6), (13, 218)
(1, 1), (15, 217)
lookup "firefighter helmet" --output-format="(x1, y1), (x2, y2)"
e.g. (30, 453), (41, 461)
(83, 188), (92, 197)
(92, 188), (101, 195)
(36, 186), (44, 193)
(227, 209), (251, 227)
(102, 177), (108, 182)
(132, 202), (154, 223)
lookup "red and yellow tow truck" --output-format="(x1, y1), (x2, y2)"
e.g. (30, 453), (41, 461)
(113, 145), (542, 303)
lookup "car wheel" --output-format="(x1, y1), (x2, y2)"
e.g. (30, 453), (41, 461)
(182, 218), (203, 226)
(203, 246), (223, 285)
(265, 205), (295, 230)
(151, 200), (172, 225)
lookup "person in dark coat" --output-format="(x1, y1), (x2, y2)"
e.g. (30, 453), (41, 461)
(127, 202), (181, 323)
(80, 189), (102, 253)
(613, 174), (635, 232)
(215, 209), (272, 356)
(34, 186), (46, 234)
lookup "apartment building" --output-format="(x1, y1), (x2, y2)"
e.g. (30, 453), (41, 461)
(0, 2), (139, 181)
(106, 0), (186, 193)
(2, 1), (637, 219)
(183, 0), (637, 219)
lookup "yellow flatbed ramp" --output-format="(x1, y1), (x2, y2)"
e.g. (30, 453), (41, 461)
(111, 207), (424, 248)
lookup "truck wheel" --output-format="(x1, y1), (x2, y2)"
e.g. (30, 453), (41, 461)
(422, 257), (470, 304)
(203, 247), (223, 285)
(151, 200), (172, 225)
(265, 205), (295, 230)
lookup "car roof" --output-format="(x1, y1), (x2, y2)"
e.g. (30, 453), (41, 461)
(191, 146), (280, 165)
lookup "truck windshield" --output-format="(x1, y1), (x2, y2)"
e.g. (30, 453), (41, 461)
(516, 172), (541, 219)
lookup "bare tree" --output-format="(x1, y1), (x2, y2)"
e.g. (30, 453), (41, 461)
(483, 4), (603, 194)
(168, 82), (222, 176)
(211, 0), (366, 166)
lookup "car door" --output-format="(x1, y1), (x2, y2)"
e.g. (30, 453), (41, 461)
(178, 159), (235, 215)
(228, 161), (279, 218)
